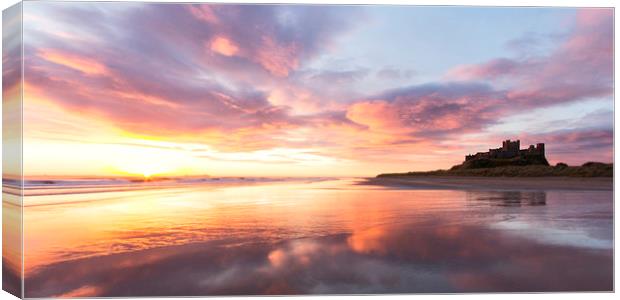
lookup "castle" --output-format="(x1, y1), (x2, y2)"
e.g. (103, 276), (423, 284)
(465, 140), (546, 162)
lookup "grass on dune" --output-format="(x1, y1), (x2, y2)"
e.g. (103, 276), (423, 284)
(377, 162), (613, 178)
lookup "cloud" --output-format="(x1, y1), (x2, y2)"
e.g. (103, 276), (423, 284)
(2, 5), (22, 92)
(305, 68), (370, 85)
(346, 82), (504, 139)
(38, 49), (109, 76)
(475, 9), (614, 162)
(186, 4), (363, 78)
(376, 67), (416, 80)
(22, 4), (613, 169)
(209, 36), (240, 57)
(253, 35), (300, 77)
(188, 4), (219, 24)
(447, 58), (518, 81)
(448, 8), (613, 107)
(23, 3), (365, 152)
(522, 129), (613, 164)
(24, 3), (370, 139)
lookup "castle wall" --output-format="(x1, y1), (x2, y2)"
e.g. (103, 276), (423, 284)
(465, 140), (546, 162)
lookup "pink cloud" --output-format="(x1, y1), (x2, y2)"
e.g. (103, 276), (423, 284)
(448, 8), (613, 107)
(186, 5), (357, 78)
(22, 4), (368, 153)
(21, 4), (613, 169)
(188, 4), (219, 24)
(347, 100), (404, 132)
(209, 36), (240, 57)
(345, 83), (504, 141)
(38, 49), (109, 76)
(523, 129), (613, 165)
(447, 58), (518, 81)
(254, 36), (300, 77)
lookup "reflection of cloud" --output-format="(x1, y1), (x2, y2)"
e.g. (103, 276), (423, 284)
(347, 223), (503, 263)
(25, 220), (612, 297)
(346, 222), (612, 292)
(267, 240), (324, 267)
(347, 227), (401, 256)
(2, 258), (21, 298)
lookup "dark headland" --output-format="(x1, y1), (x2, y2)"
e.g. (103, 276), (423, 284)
(372, 140), (612, 191)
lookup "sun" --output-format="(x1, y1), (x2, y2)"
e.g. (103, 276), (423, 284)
(112, 162), (170, 179)
(108, 145), (186, 179)
(139, 169), (157, 179)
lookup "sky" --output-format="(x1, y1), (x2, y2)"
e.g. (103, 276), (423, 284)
(10, 3), (613, 177)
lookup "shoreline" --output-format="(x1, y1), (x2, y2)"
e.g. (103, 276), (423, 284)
(363, 176), (613, 191)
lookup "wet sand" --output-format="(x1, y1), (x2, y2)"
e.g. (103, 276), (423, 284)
(22, 178), (613, 296)
(365, 176), (613, 191)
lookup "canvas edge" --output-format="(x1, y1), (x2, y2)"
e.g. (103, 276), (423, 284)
(2, 1), (24, 299)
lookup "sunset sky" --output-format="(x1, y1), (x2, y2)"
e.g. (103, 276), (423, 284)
(15, 3), (613, 177)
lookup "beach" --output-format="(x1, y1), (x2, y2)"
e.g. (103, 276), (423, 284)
(16, 177), (613, 296)
(365, 176), (613, 191)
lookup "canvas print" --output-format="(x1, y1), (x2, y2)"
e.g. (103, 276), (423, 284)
(2, 2), (614, 298)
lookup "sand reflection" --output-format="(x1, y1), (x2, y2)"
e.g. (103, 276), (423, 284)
(466, 190), (547, 207)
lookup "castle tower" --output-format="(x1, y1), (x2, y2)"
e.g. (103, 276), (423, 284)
(501, 139), (520, 157)
(536, 143), (545, 155)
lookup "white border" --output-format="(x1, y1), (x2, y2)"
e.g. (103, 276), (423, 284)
(0, 1), (616, 300)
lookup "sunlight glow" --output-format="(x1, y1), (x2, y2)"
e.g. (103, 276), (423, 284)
(108, 146), (190, 178)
